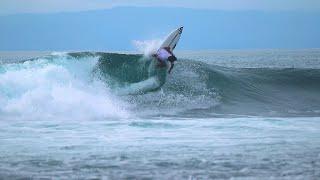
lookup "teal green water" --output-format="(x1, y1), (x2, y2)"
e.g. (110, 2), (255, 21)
(0, 50), (320, 179)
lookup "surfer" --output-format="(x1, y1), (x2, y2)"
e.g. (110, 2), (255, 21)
(153, 47), (177, 74)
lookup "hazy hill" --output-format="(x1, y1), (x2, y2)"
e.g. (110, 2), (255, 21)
(0, 7), (319, 51)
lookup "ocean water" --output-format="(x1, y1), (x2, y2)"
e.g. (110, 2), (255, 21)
(0, 50), (320, 179)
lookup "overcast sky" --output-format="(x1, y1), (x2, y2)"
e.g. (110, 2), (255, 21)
(1, 0), (320, 15)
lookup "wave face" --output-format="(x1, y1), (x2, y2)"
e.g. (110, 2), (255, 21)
(1, 52), (320, 119)
(92, 52), (167, 94)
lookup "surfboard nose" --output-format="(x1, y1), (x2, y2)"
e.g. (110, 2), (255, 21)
(179, 26), (183, 33)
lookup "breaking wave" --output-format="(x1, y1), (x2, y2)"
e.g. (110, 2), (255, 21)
(1, 52), (320, 119)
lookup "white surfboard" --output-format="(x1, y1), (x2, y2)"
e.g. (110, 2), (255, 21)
(160, 27), (183, 51)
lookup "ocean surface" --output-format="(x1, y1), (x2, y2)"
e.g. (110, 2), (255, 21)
(0, 49), (320, 179)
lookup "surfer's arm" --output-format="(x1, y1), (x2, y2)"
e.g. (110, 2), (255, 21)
(168, 62), (174, 74)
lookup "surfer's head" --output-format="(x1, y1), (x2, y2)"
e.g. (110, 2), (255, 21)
(168, 56), (177, 63)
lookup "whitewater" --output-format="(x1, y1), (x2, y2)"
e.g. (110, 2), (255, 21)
(0, 49), (320, 179)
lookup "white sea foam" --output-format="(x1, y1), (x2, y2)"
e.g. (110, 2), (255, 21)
(0, 54), (130, 120)
(132, 39), (163, 56)
(118, 76), (161, 95)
